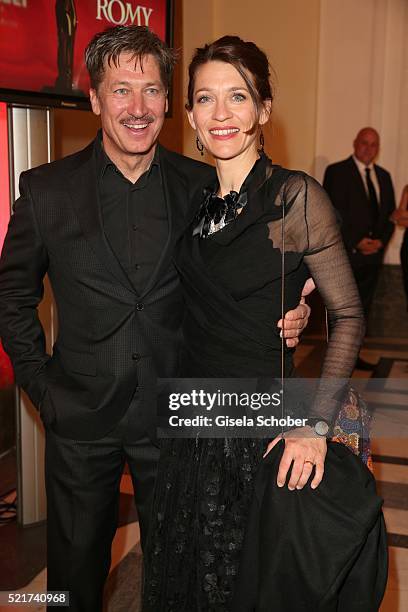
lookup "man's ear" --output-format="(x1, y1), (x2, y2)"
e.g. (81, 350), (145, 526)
(89, 89), (101, 116)
(259, 99), (272, 126)
(186, 108), (196, 131)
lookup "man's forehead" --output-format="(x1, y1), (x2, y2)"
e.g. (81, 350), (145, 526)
(105, 52), (160, 76)
(356, 129), (379, 143)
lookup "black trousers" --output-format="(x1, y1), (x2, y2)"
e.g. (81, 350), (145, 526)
(352, 263), (381, 319)
(45, 398), (160, 612)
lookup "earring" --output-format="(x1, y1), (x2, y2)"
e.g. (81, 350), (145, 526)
(196, 136), (204, 156)
(259, 131), (265, 154)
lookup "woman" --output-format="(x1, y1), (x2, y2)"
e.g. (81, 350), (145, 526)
(392, 185), (408, 309)
(143, 37), (369, 611)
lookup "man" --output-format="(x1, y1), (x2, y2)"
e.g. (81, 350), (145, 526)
(0, 26), (309, 611)
(323, 127), (395, 370)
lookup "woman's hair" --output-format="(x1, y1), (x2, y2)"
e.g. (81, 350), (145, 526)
(186, 35), (274, 111)
(85, 25), (177, 91)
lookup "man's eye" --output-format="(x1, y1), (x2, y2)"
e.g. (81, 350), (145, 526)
(114, 88), (128, 95)
(232, 93), (246, 102)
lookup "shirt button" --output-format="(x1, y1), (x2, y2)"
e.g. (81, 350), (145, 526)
(132, 352), (141, 361)
(136, 302), (144, 311)
(132, 225), (138, 231)
(134, 263), (140, 270)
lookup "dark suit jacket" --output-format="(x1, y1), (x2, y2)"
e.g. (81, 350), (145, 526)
(0, 138), (213, 440)
(323, 156), (395, 268)
(232, 441), (388, 611)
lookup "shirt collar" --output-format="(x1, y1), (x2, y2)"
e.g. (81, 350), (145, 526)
(95, 129), (160, 182)
(353, 155), (374, 173)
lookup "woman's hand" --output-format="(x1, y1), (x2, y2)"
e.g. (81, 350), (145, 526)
(263, 426), (327, 490)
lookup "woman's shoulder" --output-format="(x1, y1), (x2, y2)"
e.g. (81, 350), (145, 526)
(261, 162), (333, 223)
(266, 163), (322, 191)
(264, 163), (320, 199)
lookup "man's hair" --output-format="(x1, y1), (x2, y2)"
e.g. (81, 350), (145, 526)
(85, 25), (177, 90)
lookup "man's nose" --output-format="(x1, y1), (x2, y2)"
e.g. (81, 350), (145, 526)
(127, 91), (148, 117)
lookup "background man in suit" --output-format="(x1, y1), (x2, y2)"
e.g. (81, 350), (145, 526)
(0, 26), (310, 611)
(323, 127), (395, 370)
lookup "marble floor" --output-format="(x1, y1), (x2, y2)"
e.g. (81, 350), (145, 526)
(295, 335), (408, 612)
(0, 335), (407, 611)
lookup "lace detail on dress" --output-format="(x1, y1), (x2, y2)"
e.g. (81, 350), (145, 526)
(143, 438), (266, 612)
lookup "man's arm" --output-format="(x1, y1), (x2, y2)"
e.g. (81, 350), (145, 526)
(0, 172), (50, 408)
(323, 165), (356, 254)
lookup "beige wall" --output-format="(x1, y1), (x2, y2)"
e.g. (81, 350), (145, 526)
(182, 0), (321, 173)
(315, 0), (408, 264)
(181, 2), (215, 163)
(54, 109), (100, 159)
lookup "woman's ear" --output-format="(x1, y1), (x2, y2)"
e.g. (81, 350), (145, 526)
(186, 108), (197, 131)
(259, 99), (272, 126)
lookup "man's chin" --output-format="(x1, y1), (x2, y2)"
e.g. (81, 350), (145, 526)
(120, 138), (158, 158)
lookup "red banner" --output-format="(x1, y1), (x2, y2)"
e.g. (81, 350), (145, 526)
(0, 0), (170, 99)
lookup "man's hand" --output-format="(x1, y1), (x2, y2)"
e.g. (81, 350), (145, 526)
(277, 278), (315, 348)
(356, 237), (382, 255)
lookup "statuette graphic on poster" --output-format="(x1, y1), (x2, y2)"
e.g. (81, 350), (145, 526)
(0, 0), (172, 108)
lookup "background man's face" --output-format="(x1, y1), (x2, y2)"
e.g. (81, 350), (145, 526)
(353, 129), (379, 166)
(90, 52), (168, 161)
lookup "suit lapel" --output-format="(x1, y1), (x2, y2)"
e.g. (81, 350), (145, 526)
(348, 156), (368, 204)
(67, 141), (136, 294)
(140, 146), (189, 297)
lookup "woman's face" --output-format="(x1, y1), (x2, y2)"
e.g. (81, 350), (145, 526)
(187, 60), (270, 161)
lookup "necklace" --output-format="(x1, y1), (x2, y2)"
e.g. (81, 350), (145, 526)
(193, 189), (248, 239)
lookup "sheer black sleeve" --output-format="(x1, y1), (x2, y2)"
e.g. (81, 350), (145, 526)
(269, 172), (365, 424)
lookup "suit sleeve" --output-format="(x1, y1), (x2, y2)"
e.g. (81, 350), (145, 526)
(323, 165), (355, 253)
(0, 172), (50, 408)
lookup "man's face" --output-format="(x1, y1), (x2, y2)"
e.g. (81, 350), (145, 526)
(89, 52), (168, 162)
(353, 129), (379, 166)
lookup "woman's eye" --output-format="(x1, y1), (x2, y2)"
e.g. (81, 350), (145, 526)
(146, 88), (159, 96)
(197, 95), (211, 104)
(232, 93), (246, 102)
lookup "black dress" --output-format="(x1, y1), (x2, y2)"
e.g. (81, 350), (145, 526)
(143, 155), (365, 611)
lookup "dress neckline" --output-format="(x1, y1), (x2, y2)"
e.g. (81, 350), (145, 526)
(193, 153), (269, 239)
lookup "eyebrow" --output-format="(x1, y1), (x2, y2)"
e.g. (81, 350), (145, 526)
(195, 86), (249, 94)
(110, 80), (163, 87)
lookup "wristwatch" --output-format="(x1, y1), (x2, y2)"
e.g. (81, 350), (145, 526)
(306, 418), (330, 437)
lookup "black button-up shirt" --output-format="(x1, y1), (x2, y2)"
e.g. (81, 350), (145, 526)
(95, 134), (168, 294)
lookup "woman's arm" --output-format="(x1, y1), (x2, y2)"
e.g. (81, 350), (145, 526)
(265, 175), (365, 490)
(392, 185), (408, 227)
